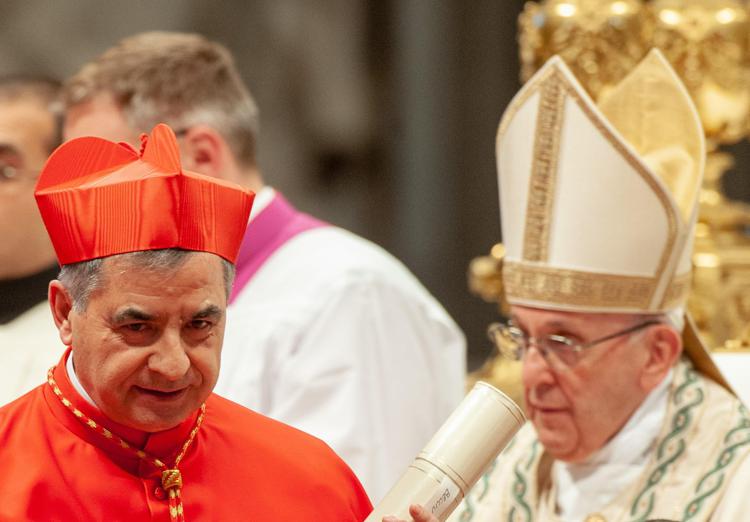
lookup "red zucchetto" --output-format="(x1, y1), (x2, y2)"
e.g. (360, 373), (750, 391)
(34, 124), (254, 265)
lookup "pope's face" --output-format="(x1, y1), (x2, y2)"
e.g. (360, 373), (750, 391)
(514, 305), (649, 462)
(66, 252), (227, 432)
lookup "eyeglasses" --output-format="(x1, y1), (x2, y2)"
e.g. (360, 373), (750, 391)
(487, 319), (661, 366)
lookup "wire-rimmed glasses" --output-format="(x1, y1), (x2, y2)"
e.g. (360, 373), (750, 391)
(487, 320), (661, 366)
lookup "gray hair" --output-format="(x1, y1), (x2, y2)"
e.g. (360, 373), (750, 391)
(664, 307), (686, 332)
(632, 311), (684, 333)
(63, 31), (259, 167)
(58, 249), (235, 311)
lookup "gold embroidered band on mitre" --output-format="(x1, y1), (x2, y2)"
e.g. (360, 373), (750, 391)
(503, 261), (691, 311)
(521, 69), (566, 263)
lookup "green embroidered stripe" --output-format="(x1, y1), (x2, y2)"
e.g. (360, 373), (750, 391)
(459, 497), (475, 522)
(724, 405), (750, 443)
(508, 441), (538, 522)
(629, 365), (703, 521)
(509, 465), (532, 521)
(477, 458), (498, 501)
(630, 439), (686, 521)
(683, 404), (750, 520)
(457, 434), (518, 521)
(508, 505), (529, 522)
(524, 440), (539, 470)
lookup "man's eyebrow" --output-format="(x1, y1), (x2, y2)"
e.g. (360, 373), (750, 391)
(112, 308), (155, 323)
(192, 305), (223, 320)
(510, 317), (579, 333)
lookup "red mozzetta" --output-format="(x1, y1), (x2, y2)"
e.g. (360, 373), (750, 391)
(0, 349), (373, 521)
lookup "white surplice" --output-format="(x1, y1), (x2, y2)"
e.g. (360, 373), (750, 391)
(0, 301), (64, 406)
(215, 188), (467, 503)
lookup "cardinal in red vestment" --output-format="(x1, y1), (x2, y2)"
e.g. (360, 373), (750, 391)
(0, 124), (373, 521)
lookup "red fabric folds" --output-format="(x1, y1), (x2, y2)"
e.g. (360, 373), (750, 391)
(0, 349), (374, 520)
(35, 124), (254, 265)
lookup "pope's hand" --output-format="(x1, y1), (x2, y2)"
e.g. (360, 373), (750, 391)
(382, 504), (439, 522)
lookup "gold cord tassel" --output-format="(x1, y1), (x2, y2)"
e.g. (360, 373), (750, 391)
(162, 469), (185, 521)
(47, 367), (204, 522)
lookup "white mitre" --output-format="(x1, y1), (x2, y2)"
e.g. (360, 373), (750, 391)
(496, 49), (730, 391)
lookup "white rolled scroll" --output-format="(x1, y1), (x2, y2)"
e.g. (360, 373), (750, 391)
(366, 381), (525, 521)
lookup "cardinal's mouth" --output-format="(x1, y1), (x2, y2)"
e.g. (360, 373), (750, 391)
(135, 386), (188, 400)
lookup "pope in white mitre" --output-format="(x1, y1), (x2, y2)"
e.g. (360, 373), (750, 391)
(389, 50), (750, 522)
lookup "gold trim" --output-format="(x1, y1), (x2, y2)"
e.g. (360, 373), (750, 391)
(497, 66), (554, 140)
(496, 59), (680, 309)
(662, 271), (692, 309)
(503, 261), (690, 310)
(522, 70), (566, 262)
(562, 81), (679, 308)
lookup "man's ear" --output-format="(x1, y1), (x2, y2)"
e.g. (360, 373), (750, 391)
(640, 323), (682, 391)
(178, 125), (226, 180)
(49, 280), (75, 346)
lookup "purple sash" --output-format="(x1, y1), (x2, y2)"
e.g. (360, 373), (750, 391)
(229, 194), (327, 303)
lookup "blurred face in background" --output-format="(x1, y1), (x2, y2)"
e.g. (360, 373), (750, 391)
(0, 97), (57, 278)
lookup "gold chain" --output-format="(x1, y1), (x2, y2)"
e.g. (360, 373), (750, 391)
(47, 367), (206, 521)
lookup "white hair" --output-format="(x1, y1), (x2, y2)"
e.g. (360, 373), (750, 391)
(664, 307), (686, 332)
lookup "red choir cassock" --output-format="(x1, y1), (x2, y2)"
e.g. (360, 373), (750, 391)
(0, 348), (372, 521)
(0, 125), (373, 521)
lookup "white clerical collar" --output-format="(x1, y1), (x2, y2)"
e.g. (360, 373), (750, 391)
(552, 367), (674, 521)
(248, 186), (275, 223)
(66, 351), (98, 408)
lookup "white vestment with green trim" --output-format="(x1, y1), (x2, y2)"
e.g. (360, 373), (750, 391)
(450, 359), (750, 522)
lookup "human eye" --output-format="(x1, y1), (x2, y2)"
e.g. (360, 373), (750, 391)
(543, 335), (578, 364)
(116, 321), (157, 346)
(188, 319), (212, 331)
(122, 322), (150, 333)
(184, 318), (217, 343)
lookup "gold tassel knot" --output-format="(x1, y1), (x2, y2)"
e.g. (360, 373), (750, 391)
(162, 469), (183, 491)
